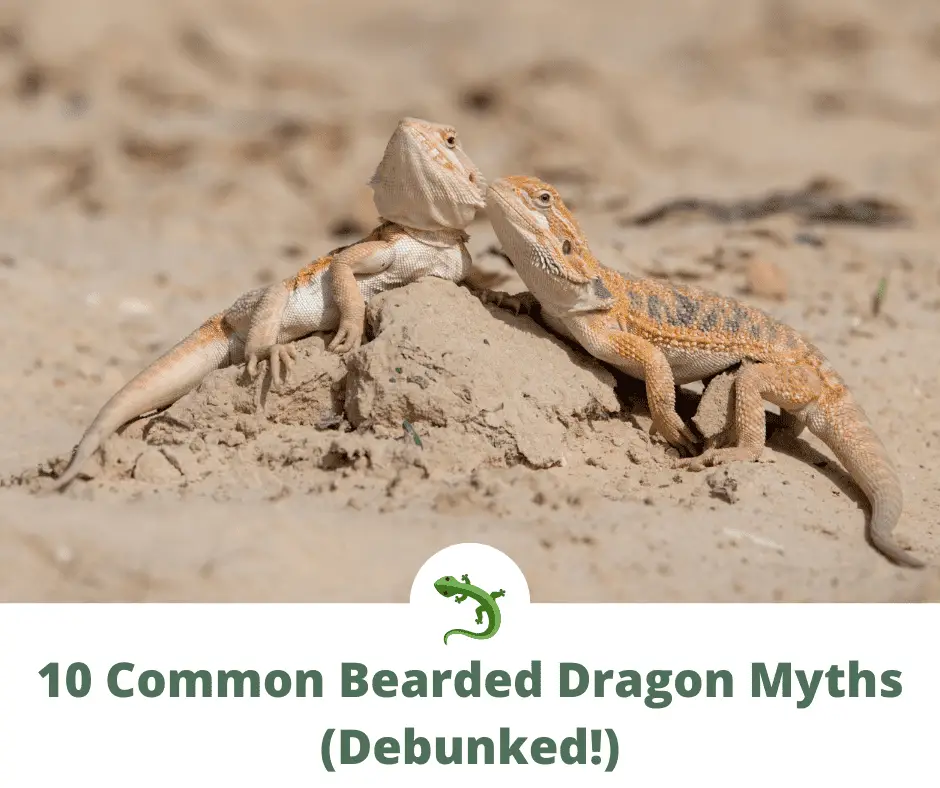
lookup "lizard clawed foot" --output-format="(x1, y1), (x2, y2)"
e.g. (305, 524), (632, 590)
(649, 415), (700, 456)
(674, 445), (763, 471)
(246, 343), (297, 389)
(708, 432), (735, 451)
(478, 288), (540, 316)
(327, 321), (364, 355)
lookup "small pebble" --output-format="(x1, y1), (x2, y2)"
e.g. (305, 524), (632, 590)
(744, 259), (788, 301)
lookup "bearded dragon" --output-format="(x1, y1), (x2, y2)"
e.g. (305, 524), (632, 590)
(51, 118), (487, 491)
(482, 174), (925, 569)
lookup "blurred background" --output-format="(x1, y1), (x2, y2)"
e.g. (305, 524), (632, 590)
(3, 0), (940, 246)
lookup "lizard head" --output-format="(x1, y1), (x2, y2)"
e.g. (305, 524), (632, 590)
(369, 118), (487, 232)
(433, 575), (462, 597)
(485, 176), (616, 315)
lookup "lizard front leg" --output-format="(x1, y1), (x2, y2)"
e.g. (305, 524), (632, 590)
(586, 329), (701, 454)
(454, 574), (471, 603)
(676, 361), (821, 470)
(475, 288), (541, 317)
(327, 240), (397, 354)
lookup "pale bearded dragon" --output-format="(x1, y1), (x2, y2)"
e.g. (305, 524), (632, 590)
(51, 118), (486, 491)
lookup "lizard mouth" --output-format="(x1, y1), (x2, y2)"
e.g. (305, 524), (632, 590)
(469, 171), (488, 206)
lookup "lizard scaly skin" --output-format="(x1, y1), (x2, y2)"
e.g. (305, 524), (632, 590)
(483, 175), (926, 569)
(434, 574), (505, 644)
(51, 118), (487, 491)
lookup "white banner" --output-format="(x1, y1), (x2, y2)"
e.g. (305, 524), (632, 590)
(0, 542), (934, 785)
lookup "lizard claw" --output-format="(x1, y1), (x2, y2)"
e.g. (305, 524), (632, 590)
(246, 344), (297, 389)
(246, 352), (263, 382)
(650, 414), (700, 456)
(328, 321), (363, 355)
(479, 289), (539, 316)
(504, 291), (540, 316)
(674, 446), (762, 471)
(268, 344), (297, 388)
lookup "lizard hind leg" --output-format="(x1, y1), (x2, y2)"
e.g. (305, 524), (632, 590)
(490, 590), (506, 600)
(229, 283), (294, 389)
(676, 362), (821, 471)
(474, 605), (485, 625)
(775, 409), (806, 439)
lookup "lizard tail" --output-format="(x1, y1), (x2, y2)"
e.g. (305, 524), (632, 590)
(807, 388), (925, 568)
(443, 628), (490, 644)
(51, 313), (237, 491)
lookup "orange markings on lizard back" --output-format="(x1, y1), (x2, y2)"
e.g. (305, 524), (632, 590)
(194, 311), (235, 346)
(597, 272), (814, 361)
(498, 174), (829, 367)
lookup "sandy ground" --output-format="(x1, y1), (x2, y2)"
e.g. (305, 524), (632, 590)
(1, 0), (939, 602)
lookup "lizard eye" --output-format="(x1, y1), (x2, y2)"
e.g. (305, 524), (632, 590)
(562, 239), (572, 254)
(444, 134), (457, 148)
(536, 191), (552, 206)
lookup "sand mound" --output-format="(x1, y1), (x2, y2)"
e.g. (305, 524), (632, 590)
(19, 278), (625, 500)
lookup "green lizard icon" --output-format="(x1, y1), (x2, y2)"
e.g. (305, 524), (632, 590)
(433, 574), (505, 645)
